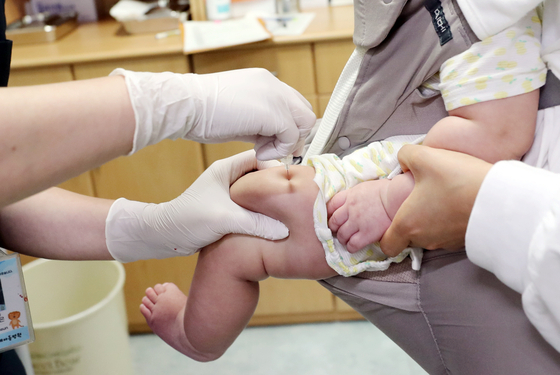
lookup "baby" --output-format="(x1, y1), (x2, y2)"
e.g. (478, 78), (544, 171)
(139, 158), (393, 362)
(139, 8), (545, 362)
(138, 108), (532, 361)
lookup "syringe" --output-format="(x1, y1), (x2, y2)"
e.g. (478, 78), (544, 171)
(280, 154), (293, 179)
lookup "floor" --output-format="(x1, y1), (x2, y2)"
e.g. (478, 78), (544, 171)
(129, 320), (428, 375)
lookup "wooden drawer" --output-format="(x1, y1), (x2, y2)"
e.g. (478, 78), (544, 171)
(8, 65), (74, 86)
(91, 139), (204, 203)
(314, 40), (355, 95)
(73, 54), (190, 80)
(192, 44), (316, 96)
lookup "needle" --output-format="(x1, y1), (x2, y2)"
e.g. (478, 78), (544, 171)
(280, 155), (293, 179)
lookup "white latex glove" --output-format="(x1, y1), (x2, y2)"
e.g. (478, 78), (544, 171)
(110, 67), (316, 160)
(105, 150), (289, 262)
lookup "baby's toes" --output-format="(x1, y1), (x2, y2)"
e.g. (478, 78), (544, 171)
(153, 283), (167, 295)
(145, 287), (159, 304)
(142, 295), (155, 310)
(140, 301), (152, 320)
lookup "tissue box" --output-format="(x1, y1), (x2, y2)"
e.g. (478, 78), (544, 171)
(29, 0), (99, 22)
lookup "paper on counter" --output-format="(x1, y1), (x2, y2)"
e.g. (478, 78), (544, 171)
(182, 17), (271, 53)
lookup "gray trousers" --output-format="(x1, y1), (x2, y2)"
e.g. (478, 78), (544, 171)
(319, 250), (560, 374)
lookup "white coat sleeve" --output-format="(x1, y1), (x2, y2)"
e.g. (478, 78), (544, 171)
(466, 160), (560, 352)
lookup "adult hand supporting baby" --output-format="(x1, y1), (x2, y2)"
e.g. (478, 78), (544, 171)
(105, 150), (289, 262)
(380, 145), (492, 256)
(112, 68), (317, 159)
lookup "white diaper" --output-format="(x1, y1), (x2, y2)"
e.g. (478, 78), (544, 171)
(307, 135), (425, 277)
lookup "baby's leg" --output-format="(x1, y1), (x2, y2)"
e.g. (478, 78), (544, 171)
(140, 283), (201, 358)
(142, 234), (270, 361)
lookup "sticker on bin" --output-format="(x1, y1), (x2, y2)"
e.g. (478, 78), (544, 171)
(0, 248), (34, 353)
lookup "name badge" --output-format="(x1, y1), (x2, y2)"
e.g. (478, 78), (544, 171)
(0, 249), (35, 352)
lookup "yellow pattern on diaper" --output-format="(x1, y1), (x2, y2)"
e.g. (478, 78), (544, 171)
(494, 47), (507, 56)
(349, 160), (363, 174)
(316, 207), (323, 223)
(515, 41), (527, 55)
(467, 68), (478, 76)
(442, 70), (459, 82)
(497, 61), (518, 70)
(463, 52), (480, 63)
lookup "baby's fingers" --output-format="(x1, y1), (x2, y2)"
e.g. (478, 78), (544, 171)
(346, 232), (369, 254)
(333, 214), (361, 248)
(328, 204), (349, 233)
(327, 191), (349, 233)
(327, 190), (348, 217)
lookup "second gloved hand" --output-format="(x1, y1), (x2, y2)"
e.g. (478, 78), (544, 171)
(111, 68), (317, 160)
(105, 150), (289, 262)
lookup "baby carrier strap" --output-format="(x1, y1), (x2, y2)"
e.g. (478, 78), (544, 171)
(323, 0), (478, 156)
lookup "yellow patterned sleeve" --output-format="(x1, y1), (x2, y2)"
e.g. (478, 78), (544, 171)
(439, 8), (546, 111)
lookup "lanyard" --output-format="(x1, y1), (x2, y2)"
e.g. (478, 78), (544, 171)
(0, 248), (34, 353)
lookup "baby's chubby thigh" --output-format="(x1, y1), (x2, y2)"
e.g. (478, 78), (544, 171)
(230, 164), (336, 280)
(260, 227), (336, 281)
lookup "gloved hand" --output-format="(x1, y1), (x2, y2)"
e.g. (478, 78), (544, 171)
(105, 150), (289, 262)
(110, 67), (317, 160)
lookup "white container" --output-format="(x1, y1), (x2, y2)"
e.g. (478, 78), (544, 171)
(22, 259), (133, 375)
(206, 0), (231, 20)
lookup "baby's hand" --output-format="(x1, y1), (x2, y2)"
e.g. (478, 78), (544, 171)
(326, 179), (392, 253)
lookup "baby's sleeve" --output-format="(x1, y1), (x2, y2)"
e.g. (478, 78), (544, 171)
(439, 8), (547, 112)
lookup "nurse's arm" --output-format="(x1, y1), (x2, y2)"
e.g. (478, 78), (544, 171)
(0, 76), (135, 208)
(0, 187), (114, 260)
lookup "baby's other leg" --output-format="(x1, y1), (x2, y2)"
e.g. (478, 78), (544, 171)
(191, 234), (273, 360)
(140, 283), (196, 357)
(141, 234), (268, 362)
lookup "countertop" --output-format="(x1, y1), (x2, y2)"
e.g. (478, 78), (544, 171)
(11, 5), (354, 69)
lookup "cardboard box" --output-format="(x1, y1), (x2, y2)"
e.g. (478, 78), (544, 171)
(29, 0), (99, 22)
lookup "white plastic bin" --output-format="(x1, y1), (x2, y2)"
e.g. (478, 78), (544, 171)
(22, 259), (133, 375)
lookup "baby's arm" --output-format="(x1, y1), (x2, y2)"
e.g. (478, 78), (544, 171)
(329, 6), (544, 252)
(423, 90), (538, 162)
(329, 90), (539, 253)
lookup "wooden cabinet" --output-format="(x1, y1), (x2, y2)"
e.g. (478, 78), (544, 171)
(314, 39), (356, 117)
(9, 7), (363, 332)
(73, 54), (190, 80)
(8, 65), (74, 86)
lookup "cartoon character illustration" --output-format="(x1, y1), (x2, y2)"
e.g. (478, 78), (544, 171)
(8, 311), (22, 329)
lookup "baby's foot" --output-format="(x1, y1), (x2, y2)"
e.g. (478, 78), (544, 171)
(140, 283), (189, 355)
